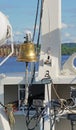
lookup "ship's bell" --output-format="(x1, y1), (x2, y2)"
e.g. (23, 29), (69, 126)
(17, 42), (37, 62)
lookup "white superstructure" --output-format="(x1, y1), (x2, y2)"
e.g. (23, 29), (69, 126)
(0, 0), (76, 130)
(38, 0), (61, 78)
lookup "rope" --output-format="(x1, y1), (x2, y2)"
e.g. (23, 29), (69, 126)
(32, 0), (40, 42)
(37, 0), (44, 48)
(31, 0), (44, 84)
(5, 104), (15, 127)
(0, 102), (7, 109)
(52, 83), (76, 113)
(26, 108), (44, 130)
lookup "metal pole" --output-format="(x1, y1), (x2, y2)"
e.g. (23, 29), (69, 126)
(71, 120), (74, 130)
(24, 62), (29, 105)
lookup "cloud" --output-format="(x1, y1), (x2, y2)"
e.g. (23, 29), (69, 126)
(64, 33), (70, 37)
(33, 25), (39, 30)
(62, 32), (76, 43)
(14, 31), (22, 36)
(62, 23), (68, 29)
(62, 22), (75, 29)
(24, 28), (32, 33)
(61, 22), (76, 43)
(69, 36), (76, 43)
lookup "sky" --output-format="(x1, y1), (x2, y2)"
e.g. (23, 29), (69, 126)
(0, 0), (76, 43)
(62, 0), (76, 43)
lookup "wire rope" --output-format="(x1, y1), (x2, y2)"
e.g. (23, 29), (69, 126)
(32, 0), (40, 42)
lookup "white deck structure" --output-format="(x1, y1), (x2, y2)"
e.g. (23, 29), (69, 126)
(0, 0), (76, 130)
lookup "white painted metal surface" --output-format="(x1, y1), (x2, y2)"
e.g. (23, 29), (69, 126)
(0, 12), (11, 45)
(0, 0), (76, 130)
(38, 0), (61, 79)
(63, 52), (76, 74)
(0, 12), (14, 66)
(0, 108), (11, 130)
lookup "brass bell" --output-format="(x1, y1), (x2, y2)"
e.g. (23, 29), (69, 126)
(17, 42), (37, 62)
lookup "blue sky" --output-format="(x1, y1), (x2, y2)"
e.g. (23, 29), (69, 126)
(62, 0), (76, 43)
(0, 0), (76, 43)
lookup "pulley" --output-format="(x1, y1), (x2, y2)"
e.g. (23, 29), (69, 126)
(17, 42), (37, 62)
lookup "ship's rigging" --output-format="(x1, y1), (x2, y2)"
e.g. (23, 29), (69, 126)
(1, 0), (76, 130)
(31, 0), (44, 84)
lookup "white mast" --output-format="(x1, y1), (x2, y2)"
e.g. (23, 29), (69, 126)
(38, 0), (61, 79)
(38, 1), (61, 130)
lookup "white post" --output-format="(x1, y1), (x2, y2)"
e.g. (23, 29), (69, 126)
(38, 0), (61, 80)
(44, 83), (52, 130)
(24, 62), (29, 105)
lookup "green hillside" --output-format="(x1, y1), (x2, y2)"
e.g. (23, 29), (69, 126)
(61, 43), (76, 55)
(36, 43), (76, 55)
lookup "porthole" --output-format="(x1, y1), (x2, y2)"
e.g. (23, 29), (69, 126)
(73, 58), (76, 68)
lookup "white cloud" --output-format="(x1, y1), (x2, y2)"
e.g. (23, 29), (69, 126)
(33, 25), (39, 30)
(65, 33), (70, 37)
(62, 33), (76, 43)
(61, 22), (76, 43)
(62, 23), (68, 29)
(62, 22), (75, 29)
(73, 40), (76, 43)
(14, 31), (22, 35)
